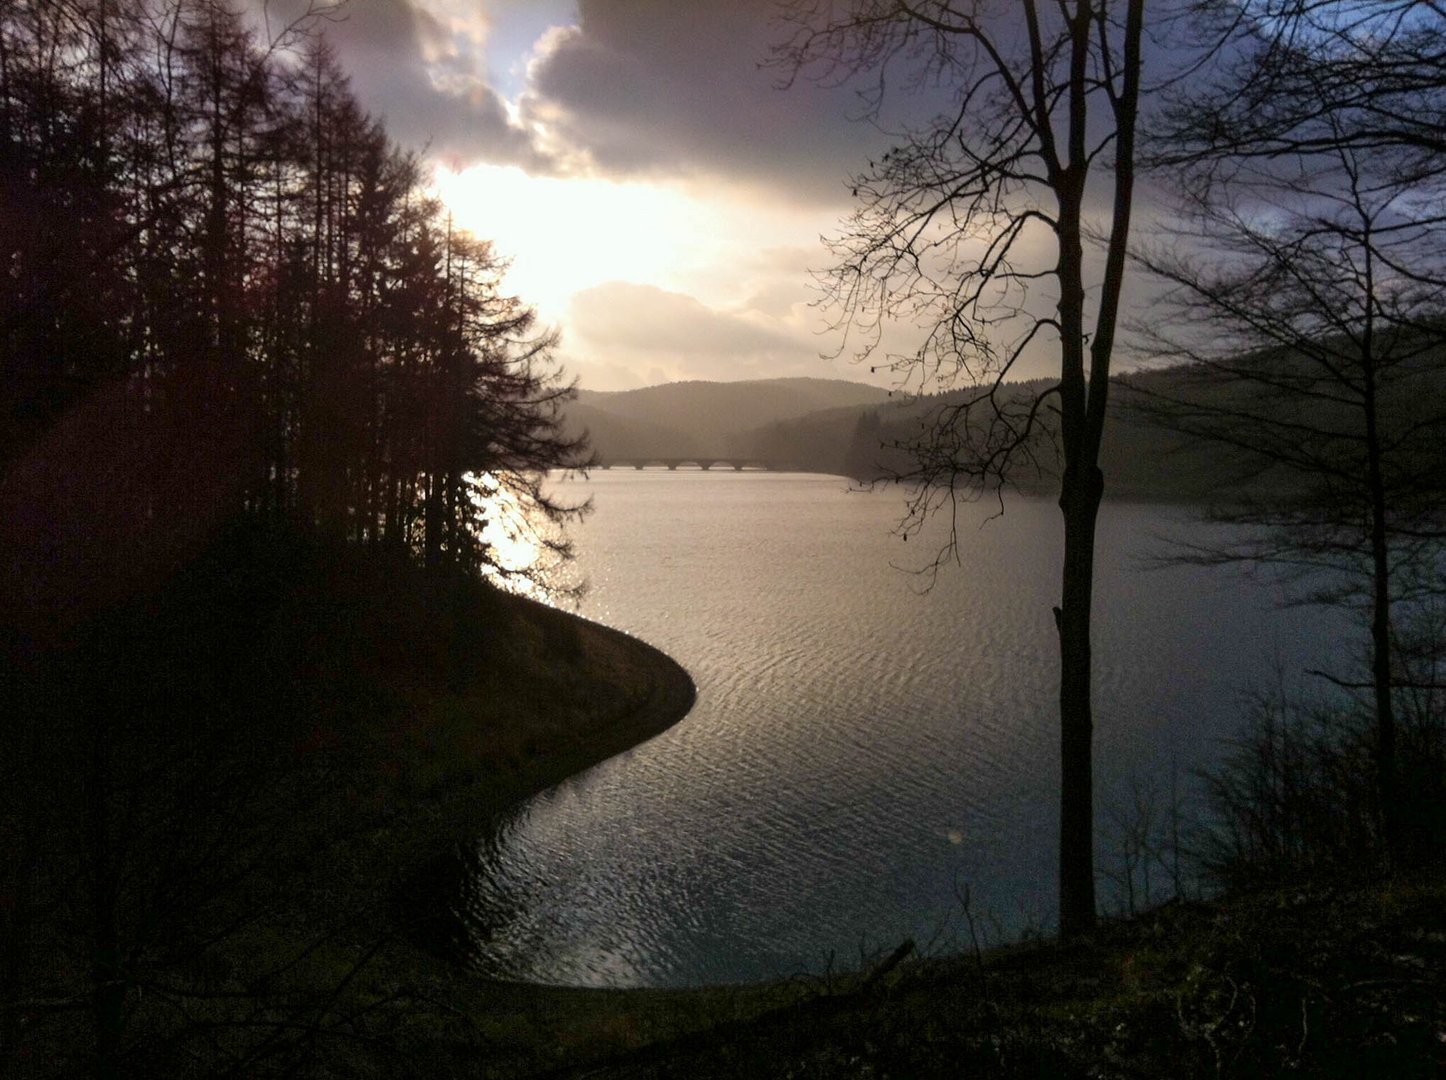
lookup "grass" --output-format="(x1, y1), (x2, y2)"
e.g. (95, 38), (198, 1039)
(516, 881), (1445, 1078)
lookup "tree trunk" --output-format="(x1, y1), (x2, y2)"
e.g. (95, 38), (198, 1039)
(1358, 230), (1400, 868)
(1052, 155), (1103, 937)
(87, 723), (125, 1080)
(1370, 497), (1399, 865)
(1362, 347), (1399, 867)
(1056, 462), (1103, 936)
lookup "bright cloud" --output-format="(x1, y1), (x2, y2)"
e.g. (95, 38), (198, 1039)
(433, 159), (878, 389)
(434, 165), (703, 317)
(259, 0), (933, 391)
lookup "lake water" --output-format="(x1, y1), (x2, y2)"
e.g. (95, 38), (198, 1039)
(458, 470), (1350, 988)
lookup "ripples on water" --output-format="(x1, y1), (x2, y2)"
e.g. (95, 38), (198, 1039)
(458, 471), (1349, 988)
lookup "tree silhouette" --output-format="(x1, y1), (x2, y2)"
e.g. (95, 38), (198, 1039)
(0, 1), (586, 1072)
(1152, 0), (1446, 178)
(1133, 2), (1446, 869)
(776, 0), (1148, 936)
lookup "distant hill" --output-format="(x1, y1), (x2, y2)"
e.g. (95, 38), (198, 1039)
(565, 401), (706, 462)
(565, 378), (893, 467)
(564, 356), (1444, 503)
(836, 371), (1316, 500)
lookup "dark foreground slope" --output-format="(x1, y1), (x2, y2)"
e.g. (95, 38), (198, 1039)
(528, 882), (1446, 1080)
(2, 522), (703, 1077)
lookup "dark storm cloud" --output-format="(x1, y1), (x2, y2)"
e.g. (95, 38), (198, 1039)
(251, 0), (886, 197)
(257, 2), (1209, 207)
(517, 2), (1200, 204)
(519, 0), (892, 202)
(254, 0), (550, 169)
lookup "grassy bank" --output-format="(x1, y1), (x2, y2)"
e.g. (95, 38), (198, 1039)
(5, 522), (756, 1077)
(522, 880), (1446, 1079)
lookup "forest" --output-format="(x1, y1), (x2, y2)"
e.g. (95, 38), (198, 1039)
(0, 0), (583, 600)
(0, 1), (598, 1075)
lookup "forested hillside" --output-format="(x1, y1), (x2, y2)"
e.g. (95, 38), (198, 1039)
(562, 373), (1211, 489)
(565, 353), (1446, 506)
(564, 377), (890, 465)
(0, 0), (583, 634)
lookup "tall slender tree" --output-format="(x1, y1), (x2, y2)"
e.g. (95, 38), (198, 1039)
(777, 0), (1147, 936)
(1136, 0), (1446, 867)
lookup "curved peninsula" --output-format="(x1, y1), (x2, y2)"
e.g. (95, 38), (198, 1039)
(3, 516), (706, 1078)
(399, 588), (698, 852)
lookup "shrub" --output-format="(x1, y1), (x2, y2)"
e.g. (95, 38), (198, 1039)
(1198, 680), (1445, 890)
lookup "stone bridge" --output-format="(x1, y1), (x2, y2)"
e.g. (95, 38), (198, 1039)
(596, 457), (781, 472)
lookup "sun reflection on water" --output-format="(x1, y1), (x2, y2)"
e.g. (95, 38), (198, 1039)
(469, 471), (576, 603)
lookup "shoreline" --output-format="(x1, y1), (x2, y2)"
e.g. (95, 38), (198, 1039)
(504, 595), (698, 804)
(401, 592), (698, 857)
(374, 592), (698, 970)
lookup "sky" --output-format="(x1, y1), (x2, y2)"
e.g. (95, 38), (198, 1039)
(252, 0), (1188, 394)
(250, 0), (929, 392)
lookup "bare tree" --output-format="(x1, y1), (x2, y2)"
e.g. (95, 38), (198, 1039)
(775, 0), (1151, 936)
(1153, 0), (1446, 180)
(1133, 1), (1446, 869)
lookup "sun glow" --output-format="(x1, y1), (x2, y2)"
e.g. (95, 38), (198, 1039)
(435, 164), (703, 319)
(470, 471), (550, 598)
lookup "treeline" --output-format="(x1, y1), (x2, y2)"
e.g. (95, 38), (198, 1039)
(0, 0), (582, 590)
(563, 378), (891, 473)
(1, 4), (592, 1074)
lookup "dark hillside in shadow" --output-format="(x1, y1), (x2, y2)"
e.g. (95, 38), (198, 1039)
(568, 355), (1446, 505)
(565, 378), (891, 466)
(2, 520), (694, 1077)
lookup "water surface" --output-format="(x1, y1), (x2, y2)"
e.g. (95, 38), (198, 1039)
(461, 471), (1347, 987)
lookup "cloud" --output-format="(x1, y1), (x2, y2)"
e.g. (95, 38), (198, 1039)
(253, 0), (553, 169)
(257, 2), (1205, 223)
(568, 281), (854, 386)
(571, 282), (797, 356)
(517, 1), (892, 202)
(252, 2), (933, 203)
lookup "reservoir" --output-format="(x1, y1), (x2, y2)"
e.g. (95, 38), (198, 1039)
(460, 470), (1348, 987)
